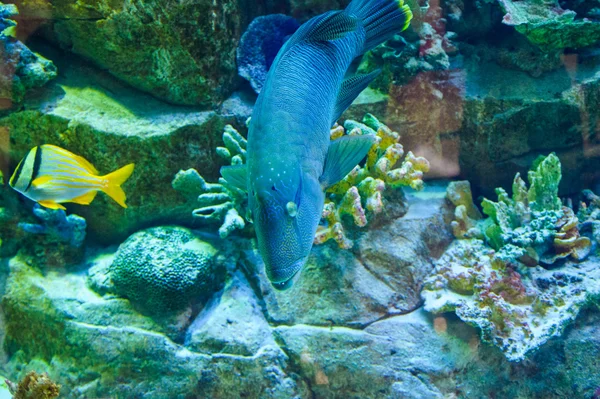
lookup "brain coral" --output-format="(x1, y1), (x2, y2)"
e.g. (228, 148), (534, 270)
(110, 226), (220, 314)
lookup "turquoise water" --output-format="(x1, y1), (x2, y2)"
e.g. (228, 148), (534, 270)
(0, 0), (600, 398)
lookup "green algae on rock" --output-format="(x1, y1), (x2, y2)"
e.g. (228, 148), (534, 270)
(499, 0), (600, 52)
(108, 226), (222, 314)
(480, 153), (590, 265)
(15, 0), (255, 106)
(2, 53), (231, 243)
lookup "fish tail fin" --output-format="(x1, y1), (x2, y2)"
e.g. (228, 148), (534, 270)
(101, 163), (135, 208)
(346, 0), (413, 54)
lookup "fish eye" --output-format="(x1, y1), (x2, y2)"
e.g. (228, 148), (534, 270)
(286, 201), (298, 217)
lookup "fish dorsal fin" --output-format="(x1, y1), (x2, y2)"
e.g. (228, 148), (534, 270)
(289, 11), (358, 47)
(320, 134), (376, 188)
(332, 70), (381, 124)
(221, 165), (248, 192)
(31, 175), (53, 188)
(42, 144), (99, 175)
(38, 200), (66, 210)
(71, 191), (98, 205)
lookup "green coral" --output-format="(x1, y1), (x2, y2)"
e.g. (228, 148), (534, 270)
(499, 0), (600, 51)
(479, 153), (588, 265)
(424, 153), (598, 361)
(172, 123), (249, 239)
(316, 114), (430, 248)
(109, 226), (221, 314)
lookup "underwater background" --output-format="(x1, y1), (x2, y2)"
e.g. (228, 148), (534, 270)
(0, 0), (599, 398)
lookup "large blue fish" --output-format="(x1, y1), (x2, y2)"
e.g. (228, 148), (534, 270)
(222, 0), (412, 290)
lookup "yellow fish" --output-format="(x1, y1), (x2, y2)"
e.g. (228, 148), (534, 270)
(9, 144), (135, 210)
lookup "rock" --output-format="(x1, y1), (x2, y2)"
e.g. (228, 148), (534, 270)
(4, 250), (600, 398)
(273, 309), (471, 399)
(108, 226), (223, 315)
(2, 256), (308, 398)
(287, 0), (350, 21)
(499, 0), (600, 52)
(15, 0), (262, 106)
(185, 271), (276, 356)
(380, 57), (600, 197)
(1, 49), (234, 243)
(243, 182), (453, 327)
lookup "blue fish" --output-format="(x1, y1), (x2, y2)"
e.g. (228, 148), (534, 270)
(222, 0), (413, 290)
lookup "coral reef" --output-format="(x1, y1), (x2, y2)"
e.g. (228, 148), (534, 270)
(19, 204), (86, 248)
(109, 226), (222, 314)
(316, 114), (430, 248)
(174, 114), (428, 247)
(172, 124), (249, 239)
(237, 14), (300, 93)
(6, 371), (60, 399)
(446, 180), (482, 238)
(499, 0), (600, 51)
(423, 238), (600, 361)
(480, 153), (590, 266)
(360, 4), (457, 90)
(0, 2), (57, 109)
(424, 154), (598, 361)
(16, 204), (86, 268)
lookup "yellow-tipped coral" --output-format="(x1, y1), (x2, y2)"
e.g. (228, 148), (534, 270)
(316, 114), (430, 248)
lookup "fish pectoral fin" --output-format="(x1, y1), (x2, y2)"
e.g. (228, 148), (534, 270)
(332, 70), (381, 124)
(320, 134), (377, 188)
(70, 191), (98, 205)
(38, 200), (67, 210)
(31, 175), (53, 188)
(220, 165), (248, 192)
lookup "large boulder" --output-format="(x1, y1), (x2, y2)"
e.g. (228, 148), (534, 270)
(13, 0), (263, 106)
(2, 256), (309, 398)
(243, 183), (454, 327)
(4, 251), (600, 398)
(377, 58), (600, 197)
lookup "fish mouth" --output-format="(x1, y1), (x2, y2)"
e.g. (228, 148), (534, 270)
(270, 258), (306, 291)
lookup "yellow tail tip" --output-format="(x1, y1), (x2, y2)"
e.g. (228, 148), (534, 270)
(102, 163), (135, 208)
(401, 4), (413, 31)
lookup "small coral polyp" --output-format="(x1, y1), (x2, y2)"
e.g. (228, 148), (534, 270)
(173, 114), (429, 247)
(423, 153), (600, 361)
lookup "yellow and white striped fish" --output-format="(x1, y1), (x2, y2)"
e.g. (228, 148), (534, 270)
(9, 144), (135, 210)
